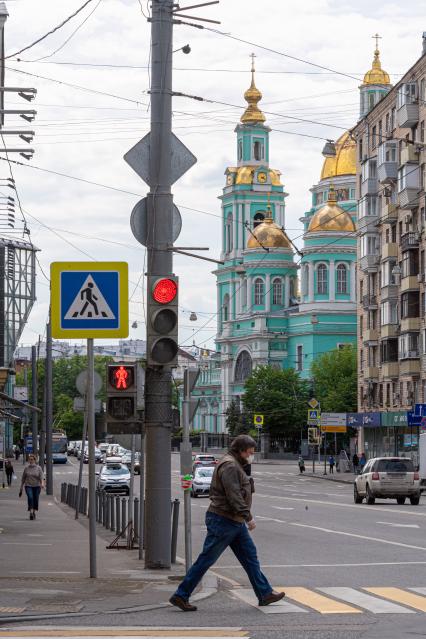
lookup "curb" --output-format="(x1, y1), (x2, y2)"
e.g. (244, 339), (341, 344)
(303, 473), (354, 485)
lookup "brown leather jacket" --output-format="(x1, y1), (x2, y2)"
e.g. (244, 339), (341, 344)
(208, 451), (254, 523)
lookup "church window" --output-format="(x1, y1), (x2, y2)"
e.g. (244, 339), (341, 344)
(234, 350), (252, 383)
(296, 345), (303, 372)
(241, 278), (247, 307)
(253, 211), (265, 228)
(254, 278), (265, 305)
(223, 294), (230, 322)
(336, 264), (348, 294)
(317, 264), (328, 295)
(302, 265), (309, 296)
(238, 139), (243, 161)
(225, 213), (233, 254)
(253, 140), (264, 161)
(290, 278), (295, 299)
(369, 93), (375, 111)
(272, 278), (282, 305)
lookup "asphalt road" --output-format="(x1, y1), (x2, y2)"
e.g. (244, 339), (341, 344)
(43, 454), (426, 639)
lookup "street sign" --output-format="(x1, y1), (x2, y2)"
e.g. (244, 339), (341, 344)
(253, 414), (264, 427)
(320, 412), (346, 433)
(50, 262), (129, 339)
(25, 436), (33, 453)
(13, 387), (28, 402)
(76, 370), (103, 396)
(130, 198), (182, 247)
(73, 397), (102, 413)
(321, 425), (347, 433)
(124, 132), (197, 186)
(415, 403), (426, 416)
(421, 416), (426, 432)
(307, 409), (320, 425)
(308, 398), (319, 409)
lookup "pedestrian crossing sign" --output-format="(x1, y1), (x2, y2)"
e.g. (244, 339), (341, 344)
(50, 262), (129, 338)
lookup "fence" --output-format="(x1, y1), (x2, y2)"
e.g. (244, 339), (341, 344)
(60, 482), (180, 563)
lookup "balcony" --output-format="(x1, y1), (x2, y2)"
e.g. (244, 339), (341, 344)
(400, 359), (420, 375)
(421, 355), (426, 372)
(365, 366), (379, 379)
(382, 242), (398, 260)
(401, 317), (420, 332)
(363, 328), (379, 343)
(381, 284), (398, 301)
(381, 362), (399, 378)
(400, 145), (420, 165)
(381, 202), (398, 224)
(401, 232), (420, 251)
(397, 103), (419, 129)
(360, 254), (380, 272)
(400, 275), (420, 293)
(399, 187), (420, 209)
(362, 294), (378, 309)
(381, 324), (398, 338)
(361, 178), (378, 198)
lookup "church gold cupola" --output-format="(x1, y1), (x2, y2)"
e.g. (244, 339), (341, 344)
(359, 34), (391, 118)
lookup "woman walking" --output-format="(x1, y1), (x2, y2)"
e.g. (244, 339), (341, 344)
(5, 459), (14, 486)
(19, 454), (44, 520)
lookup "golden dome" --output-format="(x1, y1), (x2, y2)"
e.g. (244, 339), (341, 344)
(308, 187), (356, 233)
(234, 166), (282, 186)
(247, 209), (291, 249)
(363, 43), (390, 86)
(241, 55), (266, 125)
(320, 131), (356, 180)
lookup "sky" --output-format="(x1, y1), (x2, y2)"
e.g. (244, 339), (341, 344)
(2, 0), (425, 352)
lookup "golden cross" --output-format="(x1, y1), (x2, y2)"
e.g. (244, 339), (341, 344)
(372, 33), (381, 50)
(250, 52), (256, 73)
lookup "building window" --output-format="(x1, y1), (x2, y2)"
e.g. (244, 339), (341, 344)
(302, 264), (309, 296)
(381, 300), (398, 325)
(253, 211), (265, 228)
(401, 250), (419, 278)
(399, 332), (420, 359)
(421, 121), (425, 144)
(241, 278), (247, 308)
(380, 338), (398, 363)
(254, 278), (265, 305)
(401, 292), (420, 319)
(234, 350), (252, 383)
(253, 140), (264, 161)
(225, 213), (233, 254)
(223, 294), (230, 322)
(317, 264), (328, 295)
(238, 139), (243, 161)
(336, 263), (348, 294)
(272, 278), (283, 305)
(296, 345), (303, 371)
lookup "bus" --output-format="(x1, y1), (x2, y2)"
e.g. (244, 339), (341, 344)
(52, 431), (68, 464)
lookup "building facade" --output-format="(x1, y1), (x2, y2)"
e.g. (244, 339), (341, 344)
(354, 36), (426, 457)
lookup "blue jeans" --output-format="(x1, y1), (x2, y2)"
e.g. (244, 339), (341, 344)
(175, 511), (272, 602)
(25, 486), (41, 511)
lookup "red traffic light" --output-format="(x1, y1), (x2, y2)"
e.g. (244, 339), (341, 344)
(108, 365), (135, 390)
(152, 278), (178, 304)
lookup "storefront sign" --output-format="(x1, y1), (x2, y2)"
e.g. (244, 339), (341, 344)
(381, 411), (408, 427)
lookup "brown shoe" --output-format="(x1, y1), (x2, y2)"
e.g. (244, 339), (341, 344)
(259, 590), (285, 606)
(169, 595), (197, 612)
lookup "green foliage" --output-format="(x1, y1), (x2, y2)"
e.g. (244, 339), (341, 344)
(310, 345), (357, 413)
(242, 366), (309, 436)
(225, 399), (250, 437)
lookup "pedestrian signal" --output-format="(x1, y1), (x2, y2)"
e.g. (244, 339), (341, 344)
(108, 364), (135, 391)
(106, 362), (137, 426)
(147, 275), (179, 366)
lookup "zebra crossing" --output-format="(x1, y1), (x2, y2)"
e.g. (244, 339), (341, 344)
(0, 629), (248, 639)
(231, 585), (426, 614)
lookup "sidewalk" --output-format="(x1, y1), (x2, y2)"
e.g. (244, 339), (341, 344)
(0, 466), (200, 624)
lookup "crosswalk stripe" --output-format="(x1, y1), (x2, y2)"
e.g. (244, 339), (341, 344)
(277, 587), (361, 614)
(0, 631), (248, 638)
(365, 588), (426, 612)
(231, 588), (307, 614)
(410, 587), (426, 596)
(319, 587), (414, 614)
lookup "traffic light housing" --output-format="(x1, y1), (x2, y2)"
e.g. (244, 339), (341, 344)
(147, 275), (179, 367)
(106, 363), (138, 428)
(308, 427), (318, 446)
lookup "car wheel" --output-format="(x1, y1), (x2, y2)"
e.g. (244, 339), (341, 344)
(191, 491), (198, 498)
(366, 484), (375, 505)
(396, 496), (406, 505)
(354, 485), (363, 504)
(410, 495), (420, 505)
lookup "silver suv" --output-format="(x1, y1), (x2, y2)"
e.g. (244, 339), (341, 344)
(354, 457), (421, 505)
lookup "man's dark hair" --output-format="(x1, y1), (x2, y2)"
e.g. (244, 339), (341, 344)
(230, 434), (256, 454)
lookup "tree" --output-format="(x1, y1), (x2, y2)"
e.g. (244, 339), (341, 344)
(311, 345), (357, 413)
(242, 366), (309, 436)
(225, 399), (250, 437)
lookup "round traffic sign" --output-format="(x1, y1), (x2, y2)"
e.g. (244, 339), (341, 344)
(76, 369), (103, 396)
(130, 197), (182, 246)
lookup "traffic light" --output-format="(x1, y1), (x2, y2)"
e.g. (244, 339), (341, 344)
(308, 427), (318, 446)
(106, 363), (138, 428)
(147, 275), (179, 367)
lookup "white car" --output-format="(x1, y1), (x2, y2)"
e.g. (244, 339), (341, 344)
(354, 457), (421, 505)
(191, 466), (214, 498)
(96, 463), (130, 495)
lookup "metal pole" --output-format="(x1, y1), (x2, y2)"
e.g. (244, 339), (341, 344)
(87, 338), (97, 578)
(138, 430), (145, 560)
(1, 425), (5, 489)
(31, 345), (38, 459)
(75, 402), (88, 520)
(182, 395), (192, 572)
(45, 320), (53, 495)
(323, 431), (327, 475)
(144, 0), (174, 569)
(127, 433), (136, 548)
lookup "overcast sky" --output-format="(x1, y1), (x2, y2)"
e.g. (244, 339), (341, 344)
(2, 0), (425, 351)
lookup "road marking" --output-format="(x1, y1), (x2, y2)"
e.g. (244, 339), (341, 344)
(0, 629), (248, 638)
(291, 522), (426, 552)
(0, 607), (26, 614)
(271, 506), (294, 511)
(217, 561), (426, 569)
(365, 588), (426, 612)
(231, 588), (306, 614)
(256, 516), (286, 524)
(376, 522), (420, 528)
(319, 587), (414, 614)
(411, 587), (426, 596)
(0, 543), (52, 546)
(280, 587), (361, 614)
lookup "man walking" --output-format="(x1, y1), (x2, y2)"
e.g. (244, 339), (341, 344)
(170, 435), (284, 612)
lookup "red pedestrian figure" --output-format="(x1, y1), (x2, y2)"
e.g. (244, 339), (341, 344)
(114, 366), (128, 389)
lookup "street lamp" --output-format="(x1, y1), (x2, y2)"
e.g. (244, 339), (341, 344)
(322, 140), (336, 158)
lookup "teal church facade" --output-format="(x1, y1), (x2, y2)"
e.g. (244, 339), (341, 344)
(192, 65), (358, 434)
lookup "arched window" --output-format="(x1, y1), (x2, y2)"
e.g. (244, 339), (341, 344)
(241, 278), (247, 308)
(225, 213), (233, 254)
(237, 139), (243, 161)
(234, 350), (252, 383)
(317, 264), (328, 295)
(223, 293), (230, 322)
(302, 264), (309, 296)
(272, 278), (282, 305)
(253, 211), (265, 228)
(254, 278), (265, 306)
(253, 140), (264, 160)
(337, 263), (348, 294)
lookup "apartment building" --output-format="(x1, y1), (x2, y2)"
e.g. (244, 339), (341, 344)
(353, 36), (426, 455)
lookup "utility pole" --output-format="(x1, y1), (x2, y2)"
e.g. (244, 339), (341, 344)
(87, 338), (97, 578)
(45, 320), (53, 495)
(31, 345), (38, 459)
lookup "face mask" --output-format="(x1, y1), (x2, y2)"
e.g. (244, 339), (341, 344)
(246, 454), (255, 464)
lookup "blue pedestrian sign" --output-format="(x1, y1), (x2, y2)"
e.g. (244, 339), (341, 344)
(50, 262), (129, 338)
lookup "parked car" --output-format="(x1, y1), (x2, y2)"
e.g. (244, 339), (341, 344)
(67, 441), (77, 455)
(191, 466), (214, 498)
(192, 454), (217, 472)
(122, 451), (140, 471)
(354, 457), (421, 505)
(96, 463), (130, 495)
(73, 441), (83, 457)
(83, 447), (104, 464)
(97, 443), (109, 455)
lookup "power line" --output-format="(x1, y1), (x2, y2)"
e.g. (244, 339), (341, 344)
(5, 0), (97, 60)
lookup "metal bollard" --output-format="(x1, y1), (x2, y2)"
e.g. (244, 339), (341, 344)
(102, 492), (107, 527)
(105, 493), (110, 529)
(61, 483), (66, 503)
(110, 494), (115, 531)
(95, 491), (99, 522)
(121, 497), (127, 534)
(133, 497), (139, 542)
(83, 487), (88, 516)
(115, 496), (121, 534)
(171, 498), (180, 564)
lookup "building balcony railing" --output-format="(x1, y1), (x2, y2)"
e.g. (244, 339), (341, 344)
(399, 359), (421, 376)
(382, 242), (398, 260)
(397, 103), (419, 129)
(381, 362), (399, 378)
(378, 162), (398, 184)
(399, 187), (420, 209)
(400, 275), (420, 293)
(380, 202), (398, 224)
(400, 145), (420, 165)
(362, 294), (378, 309)
(381, 284), (398, 301)
(401, 232), (420, 251)
(361, 178), (378, 198)
(364, 366), (379, 379)
(401, 317), (420, 332)
(363, 328), (379, 343)
(360, 254), (380, 272)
